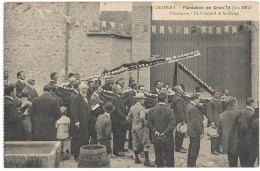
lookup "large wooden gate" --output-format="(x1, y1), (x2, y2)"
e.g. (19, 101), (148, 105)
(150, 20), (251, 108)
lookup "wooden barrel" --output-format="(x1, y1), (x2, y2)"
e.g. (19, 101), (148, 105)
(78, 145), (110, 168)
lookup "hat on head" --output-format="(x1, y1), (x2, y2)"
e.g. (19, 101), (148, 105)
(134, 93), (147, 99)
(103, 102), (115, 113)
(207, 126), (219, 137)
(176, 123), (188, 133)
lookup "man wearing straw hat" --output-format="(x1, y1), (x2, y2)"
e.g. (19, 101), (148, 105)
(186, 94), (204, 167)
(126, 93), (154, 167)
(148, 93), (175, 167)
(207, 91), (223, 155)
(171, 85), (187, 153)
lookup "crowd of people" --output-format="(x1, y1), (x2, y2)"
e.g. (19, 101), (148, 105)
(4, 70), (259, 167)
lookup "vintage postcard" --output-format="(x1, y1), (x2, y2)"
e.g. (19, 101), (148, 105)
(2, 1), (259, 168)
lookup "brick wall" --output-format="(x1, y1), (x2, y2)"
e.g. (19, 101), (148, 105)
(251, 20), (259, 102)
(131, 2), (152, 89)
(4, 2), (131, 95)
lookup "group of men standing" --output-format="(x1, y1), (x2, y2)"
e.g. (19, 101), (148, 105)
(4, 72), (259, 168)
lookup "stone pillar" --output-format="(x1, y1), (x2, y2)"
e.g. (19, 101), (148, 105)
(251, 20), (259, 102)
(131, 2), (152, 89)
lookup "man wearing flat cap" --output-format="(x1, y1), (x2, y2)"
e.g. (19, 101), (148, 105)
(24, 78), (38, 102)
(207, 91), (223, 155)
(171, 85), (187, 153)
(218, 97), (242, 167)
(186, 94), (204, 167)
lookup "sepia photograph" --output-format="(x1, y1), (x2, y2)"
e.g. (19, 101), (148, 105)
(2, 0), (259, 168)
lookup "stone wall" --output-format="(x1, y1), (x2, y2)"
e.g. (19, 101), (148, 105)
(4, 2), (132, 94)
(131, 2), (152, 89)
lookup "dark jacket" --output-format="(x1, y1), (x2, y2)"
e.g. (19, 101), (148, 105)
(171, 94), (187, 124)
(95, 114), (112, 141)
(219, 108), (240, 154)
(150, 88), (159, 95)
(207, 98), (223, 127)
(24, 85), (38, 102)
(70, 93), (92, 139)
(90, 92), (103, 118)
(124, 90), (137, 110)
(29, 93), (61, 141)
(87, 88), (95, 102)
(186, 102), (204, 137)
(15, 80), (26, 98)
(101, 84), (113, 91)
(50, 92), (62, 107)
(148, 103), (175, 145)
(4, 97), (24, 140)
(110, 94), (128, 132)
(237, 107), (255, 154)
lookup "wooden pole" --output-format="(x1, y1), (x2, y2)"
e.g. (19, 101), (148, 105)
(65, 2), (70, 80)
(137, 67), (140, 86)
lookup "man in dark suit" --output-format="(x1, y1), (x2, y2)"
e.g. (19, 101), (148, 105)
(111, 84), (129, 156)
(186, 94), (204, 167)
(15, 71), (26, 98)
(218, 97), (241, 167)
(249, 118), (259, 167)
(49, 85), (62, 107)
(50, 72), (58, 86)
(70, 83), (92, 160)
(207, 91), (223, 155)
(150, 80), (161, 94)
(171, 85), (187, 153)
(87, 80), (95, 101)
(237, 98), (255, 167)
(4, 83), (24, 141)
(102, 77), (113, 91)
(24, 78), (38, 102)
(148, 93), (175, 167)
(29, 85), (61, 141)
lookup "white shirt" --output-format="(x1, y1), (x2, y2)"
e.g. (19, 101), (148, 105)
(104, 112), (110, 119)
(19, 79), (25, 84)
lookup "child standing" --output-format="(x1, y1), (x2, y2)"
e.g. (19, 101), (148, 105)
(56, 107), (71, 160)
(95, 102), (114, 156)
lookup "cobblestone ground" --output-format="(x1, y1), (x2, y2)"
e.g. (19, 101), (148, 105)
(59, 131), (229, 168)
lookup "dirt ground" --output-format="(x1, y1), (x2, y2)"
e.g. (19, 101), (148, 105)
(59, 130), (230, 168)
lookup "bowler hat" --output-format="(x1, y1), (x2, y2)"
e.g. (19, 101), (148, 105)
(207, 126), (219, 137)
(103, 102), (115, 113)
(176, 123), (188, 133)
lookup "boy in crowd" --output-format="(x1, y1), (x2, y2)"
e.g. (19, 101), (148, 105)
(56, 107), (71, 160)
(96, 102), (114, 156)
